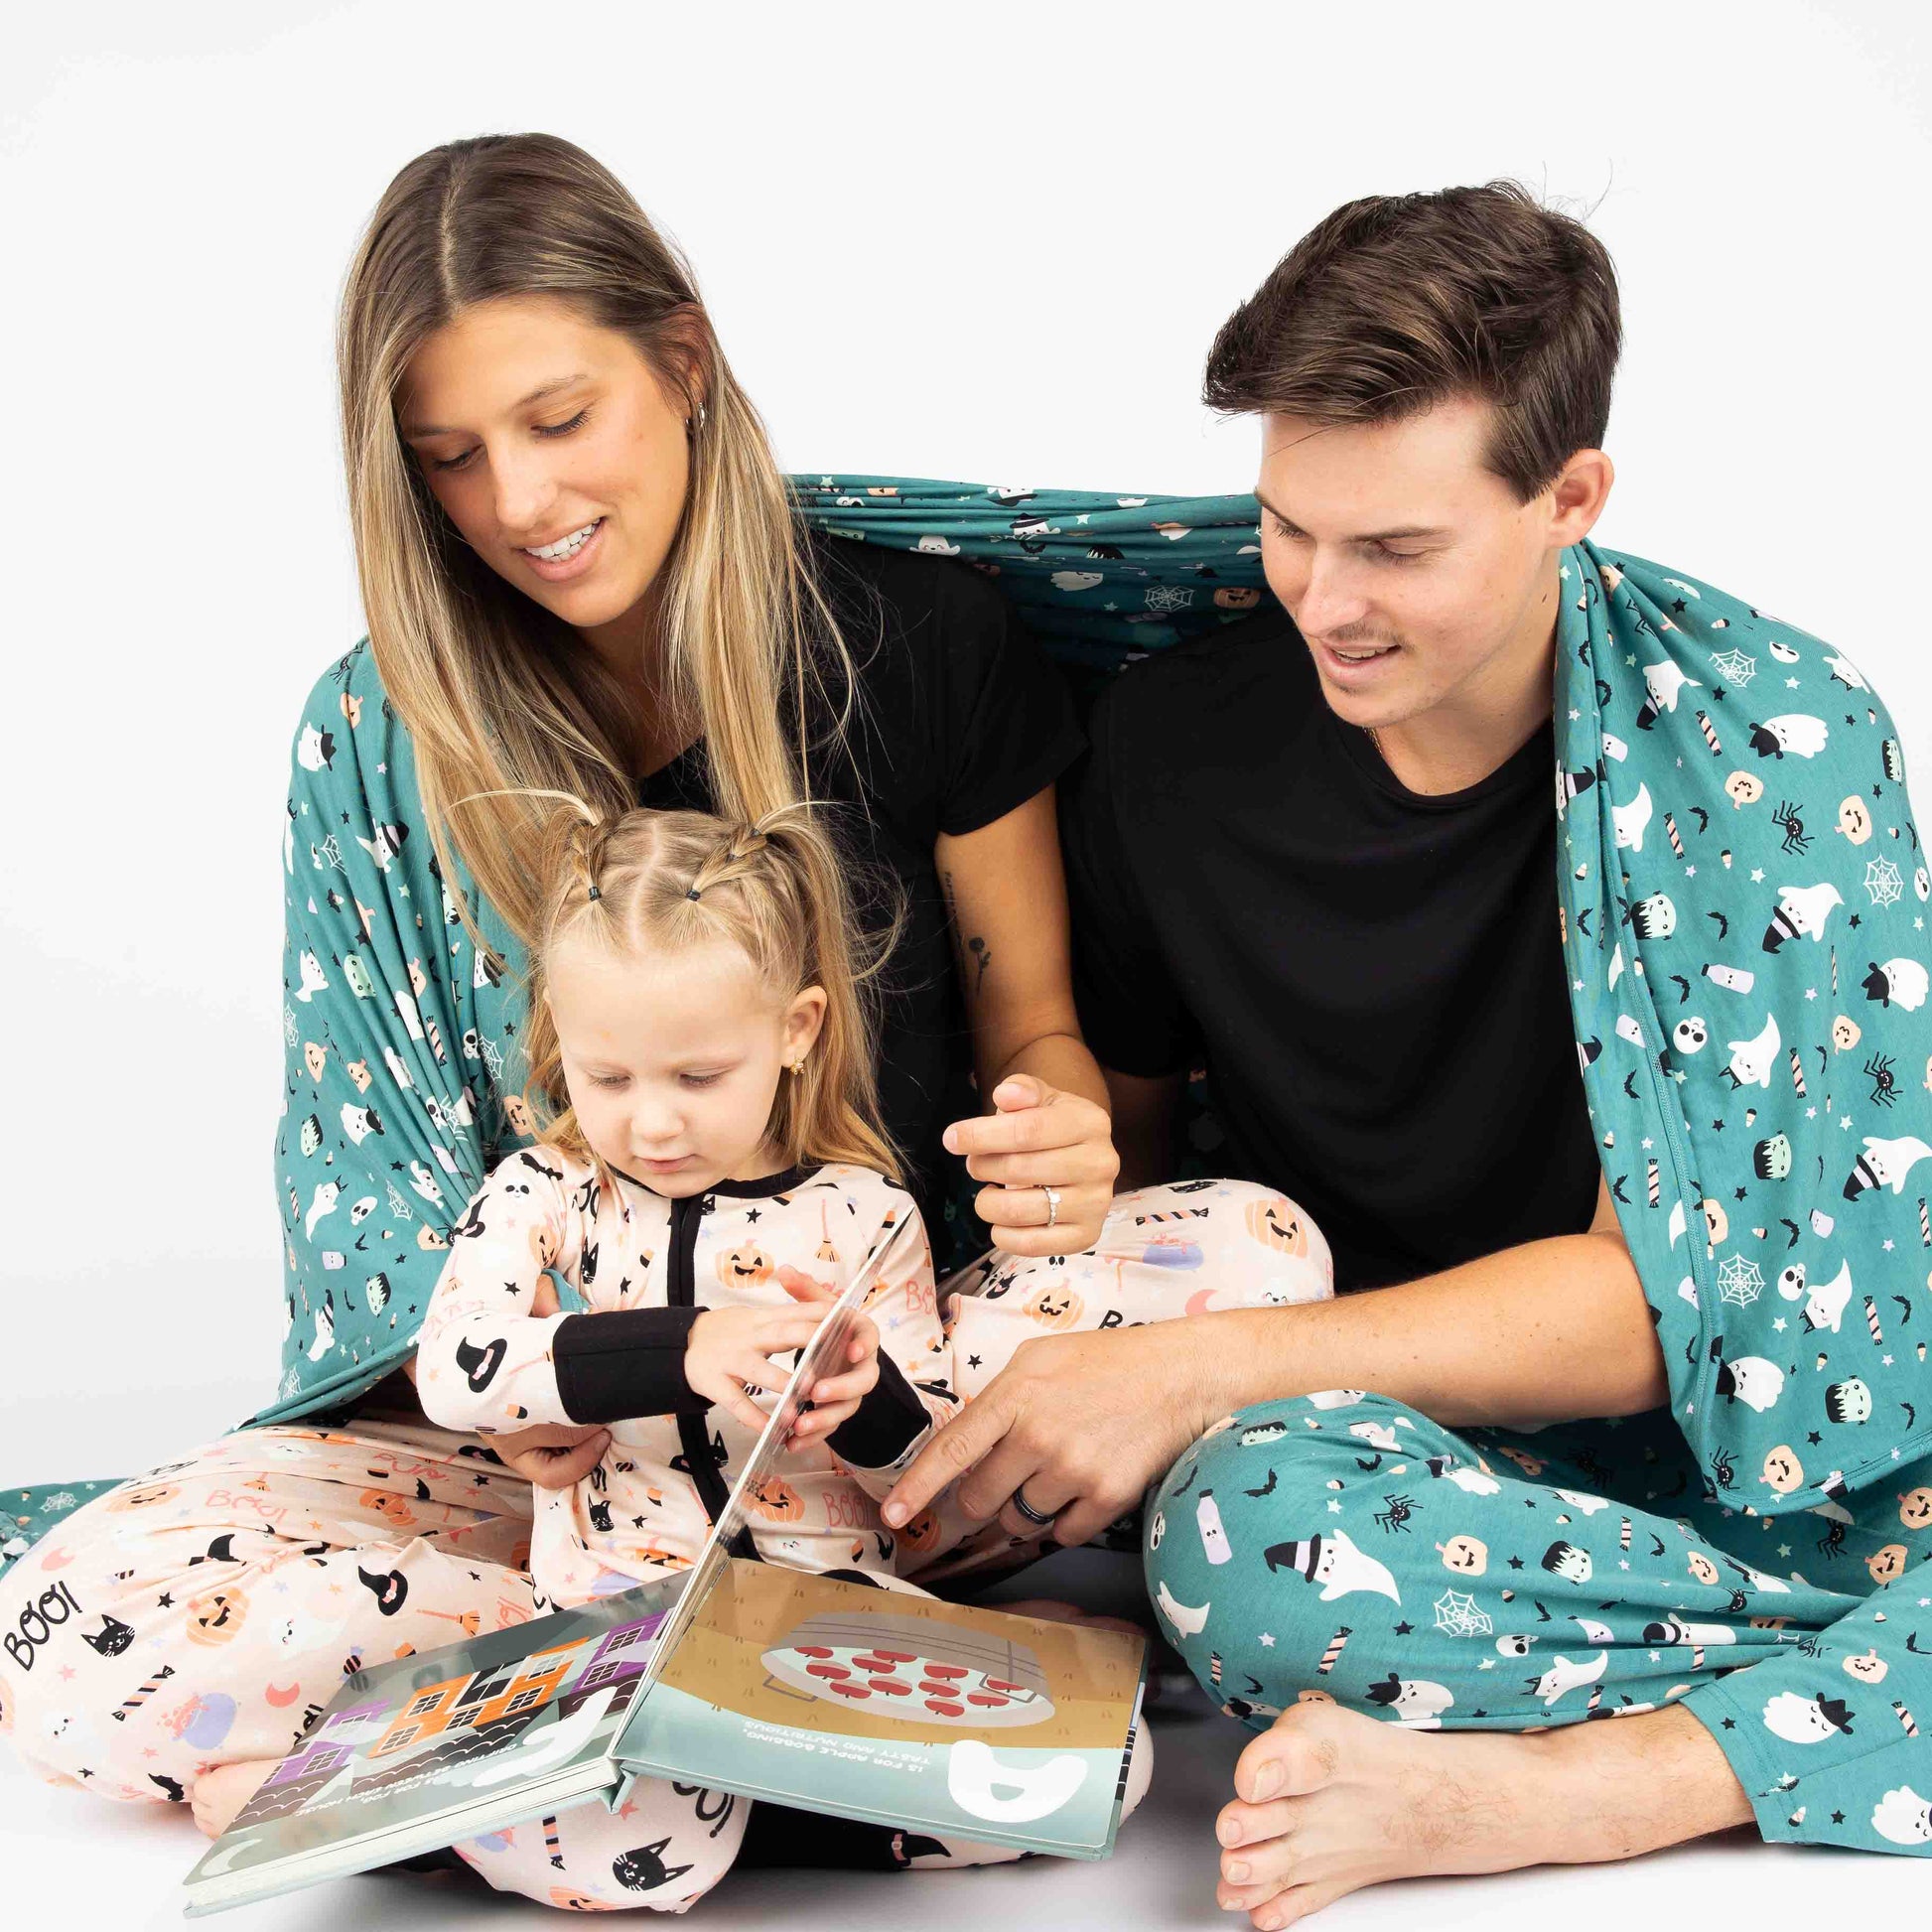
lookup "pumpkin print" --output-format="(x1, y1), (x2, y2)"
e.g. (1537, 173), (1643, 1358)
(717, 1242), (774, 1291)
(1021, 1284), (1083, 1331)
(747, 1476), (804, 1522)
(1245, 1196), (1308, 1256)
(185, 1587), (250, 1647)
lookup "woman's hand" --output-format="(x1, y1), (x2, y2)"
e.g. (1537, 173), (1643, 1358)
(882, 1320), (1216, 1548)
(489, 1420), (615, 1490)
(944, 1074), (1119, 1257)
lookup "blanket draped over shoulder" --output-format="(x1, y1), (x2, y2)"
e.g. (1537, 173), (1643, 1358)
(4, 481), (1925, 1575)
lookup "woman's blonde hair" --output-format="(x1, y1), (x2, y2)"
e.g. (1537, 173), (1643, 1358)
(512, 794), (899, 1181)
(338, 132), (851, 945)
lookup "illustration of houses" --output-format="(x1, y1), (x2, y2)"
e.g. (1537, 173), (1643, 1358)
(265, 1697), (389, 1786)
(578, 1611), (665, 1693)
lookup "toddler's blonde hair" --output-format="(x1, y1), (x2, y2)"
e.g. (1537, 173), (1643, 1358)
(506, 794), (899, 1180)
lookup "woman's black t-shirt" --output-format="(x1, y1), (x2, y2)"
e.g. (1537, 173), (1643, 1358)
(1059, 602), (1600, 1290)
(638, 536), (1082, 1234)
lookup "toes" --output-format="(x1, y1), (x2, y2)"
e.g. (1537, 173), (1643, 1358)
(1216, 1796), (1297, 1853)
(1253, 1878), (1354, 1927)
(1235, 1714), (1338, 1805)
(1219, 1822), (1298, 1895)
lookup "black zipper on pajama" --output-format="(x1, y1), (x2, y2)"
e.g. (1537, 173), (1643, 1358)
(668, 1190), (758, 1561)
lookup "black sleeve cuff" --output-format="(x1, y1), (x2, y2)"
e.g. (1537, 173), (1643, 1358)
(825, 1351), (930, 1467)
(553, 1306), (708, 1424)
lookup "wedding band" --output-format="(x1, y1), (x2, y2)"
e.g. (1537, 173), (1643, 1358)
(1040, 1185), (1061, 1228)
(1012, 1484), (1056, 1527)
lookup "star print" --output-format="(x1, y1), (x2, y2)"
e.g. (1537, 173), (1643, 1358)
(1258, 1632), (1276, 1647)
(1841, 1117), (1853, 1130)
(1712, 1120), (1725, 1133)
(1721, 1717), (1735, 1729)
(1773, 1317), (1787, 1332)
(967, 1354), (983, 1370)
(1778, 1545), (1791, 1558)
(745, 1208), (760, 1223)
(157, 1592), (173, 1608)
(1750, 867), (1766, 883)
(1832, 1810), (1846, 1825)
(1807, 1431), (1821, 1446)
(1507, 1556), (1525, 1569)
(1850, 913), (1863, 927)
(1734, 1187), (1747, 1201)
(57, 1664), (76, 1681)
(1394, 1621), (1414, 1636)
(1327, 1499), (1342, 1513)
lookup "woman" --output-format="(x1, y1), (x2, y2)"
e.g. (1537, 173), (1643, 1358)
(0, 134), (1306, 1909)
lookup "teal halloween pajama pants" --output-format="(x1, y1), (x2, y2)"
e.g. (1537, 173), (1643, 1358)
(1144, 1392), (1932, 1855)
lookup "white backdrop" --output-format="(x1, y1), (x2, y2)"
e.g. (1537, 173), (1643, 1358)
(4, 0), (1929, 1480)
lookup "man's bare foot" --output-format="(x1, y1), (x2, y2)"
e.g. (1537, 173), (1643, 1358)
(1212, 1700), (1752, 1926)
(192, 1759), (279, 1840)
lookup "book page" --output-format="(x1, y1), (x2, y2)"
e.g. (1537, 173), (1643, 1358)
(622, 1560), (1147, 1859)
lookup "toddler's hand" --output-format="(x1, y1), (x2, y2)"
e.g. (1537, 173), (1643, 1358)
(687, 1303), (844, 1434)
(784, 1312), (882, 1447)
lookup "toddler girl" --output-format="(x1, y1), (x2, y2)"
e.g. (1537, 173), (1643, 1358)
(417, 799), (964, 1608)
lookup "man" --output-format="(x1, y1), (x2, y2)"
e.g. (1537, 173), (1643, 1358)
(883, 184), (1931, 1919)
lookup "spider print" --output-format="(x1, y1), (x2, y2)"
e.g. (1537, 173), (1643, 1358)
(1373, 1492), (1418, 1534)
(1815, 1515), (1848, 1562)
(1771, 799), (1812, 855)
(1865, 1051), (1898, 1108)
(1710, 1446), (1736, 1492)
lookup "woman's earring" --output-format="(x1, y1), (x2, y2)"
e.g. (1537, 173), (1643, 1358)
(687, 399), (708, 439)
(787, 1058), (803, 1078)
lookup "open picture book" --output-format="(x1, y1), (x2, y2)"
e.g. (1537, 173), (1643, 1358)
(182, 1251), (1150, 1914)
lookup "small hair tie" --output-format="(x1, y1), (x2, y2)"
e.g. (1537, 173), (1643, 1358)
(685, 887), (702, 901)
(586, 884), (602, 901)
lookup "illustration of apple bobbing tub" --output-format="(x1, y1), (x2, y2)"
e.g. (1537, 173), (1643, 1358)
(760, 1610), (1053, 1726)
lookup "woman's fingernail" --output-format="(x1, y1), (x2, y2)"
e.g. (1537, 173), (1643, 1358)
(943, 1127), (961, 1153)
(1217, 1817), (1242, 1847)
(1225, 1862), (1249, 1883)
(882, 1503), (905, 1527)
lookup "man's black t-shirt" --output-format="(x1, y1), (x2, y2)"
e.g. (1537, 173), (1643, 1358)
(1060, 603), (1599, 1290)
(639, 536), (1082, 1230)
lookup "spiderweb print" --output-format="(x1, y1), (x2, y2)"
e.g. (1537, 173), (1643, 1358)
(1433, 1589), (1492, 1638)
(1717, 1253), (1765, 1309)
(1710, 647), (1757, 688)
(1865, 858), (1904, 909)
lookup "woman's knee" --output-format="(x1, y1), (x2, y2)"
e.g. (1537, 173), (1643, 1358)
(1099, 1178), (1333, 1313)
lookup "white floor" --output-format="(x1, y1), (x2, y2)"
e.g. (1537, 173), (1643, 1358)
(2, 1539), (1921, 1931)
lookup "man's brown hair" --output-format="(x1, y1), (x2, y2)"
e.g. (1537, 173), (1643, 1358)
(1203, 182), (1620, 502)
